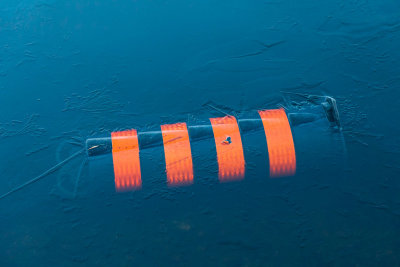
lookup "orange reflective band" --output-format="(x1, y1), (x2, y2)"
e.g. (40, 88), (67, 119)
(161, 123), (194, 186)
(209, 116), (245, 181)
(258, 109), (296, 177)
(111, 129), (142, 192)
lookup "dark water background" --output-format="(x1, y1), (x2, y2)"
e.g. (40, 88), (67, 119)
(1, 0), (400, 266)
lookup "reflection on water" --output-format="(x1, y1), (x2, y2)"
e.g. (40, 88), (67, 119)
(111, 129), (142, 191)
(109, 110), (298, 191)
(161, 123), (194, 186)
(258, 109), (296, 177)
(209, 116), (246, 182)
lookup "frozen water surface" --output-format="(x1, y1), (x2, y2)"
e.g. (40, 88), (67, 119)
(0, 0), (399, 265)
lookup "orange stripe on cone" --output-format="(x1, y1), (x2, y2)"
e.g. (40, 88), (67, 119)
(258, 109), (296, 177)
(209, 116), (245, 181)
(161, 123), (194, 186)
(111, 129), (142, 191)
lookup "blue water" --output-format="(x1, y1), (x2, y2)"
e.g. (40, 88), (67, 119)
(1, 0), (400, 266)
